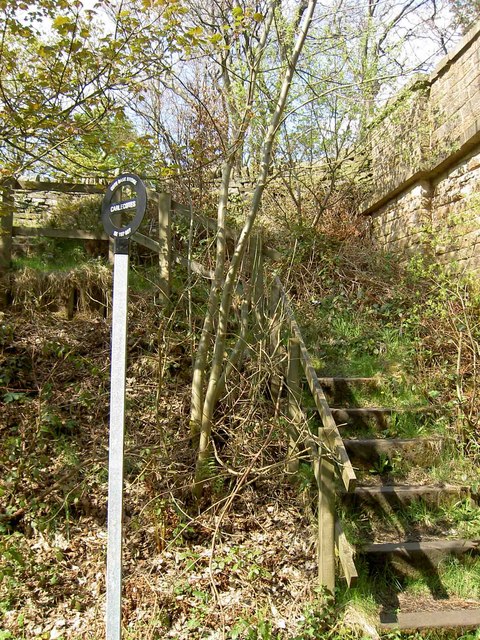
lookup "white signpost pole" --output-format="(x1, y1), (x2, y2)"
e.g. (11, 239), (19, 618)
(106, 248), (129, 640)
(102, 174), (147, 640)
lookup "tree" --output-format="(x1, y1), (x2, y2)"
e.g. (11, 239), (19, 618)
(257, 0), (462, 230)
(118, 0), (464, 498)
(3, 0), (467, 502)
(130, 63), (229, 210)
(46, 110), (159, 180)
(175, 0), (319, 497)
(448, 0), (480, 32)
(0, 0), (179, 178)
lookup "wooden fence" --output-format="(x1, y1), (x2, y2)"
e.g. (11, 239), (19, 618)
(0, 180), (357, 593)
(267, 276), (358, 593)
(0, 183), (280, 307)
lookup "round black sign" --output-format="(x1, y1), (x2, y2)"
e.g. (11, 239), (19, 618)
(101, 173), (147, 238)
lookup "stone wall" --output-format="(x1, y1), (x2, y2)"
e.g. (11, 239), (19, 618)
(14, 189), (76, 226)
(367, 79), (431, 202)
(10, 175), (256, 227)
(365, 22), (480, 273)
(370, 147), (480, 271)
(10, 180), (105, 227)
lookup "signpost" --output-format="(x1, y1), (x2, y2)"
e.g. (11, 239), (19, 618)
(102, 174), (147, 640)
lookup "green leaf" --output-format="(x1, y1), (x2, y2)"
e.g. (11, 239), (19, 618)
(6, 547), (25, 567)
(52, 15), (72, 29)
(3, 392), (26, 403)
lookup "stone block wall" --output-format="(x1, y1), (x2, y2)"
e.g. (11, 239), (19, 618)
(369, 147), (480, 272)
(10, 180), (105, 227)
(369, 182), (432, 257)
(429, 150), (480, 270)
(14, 190), (74, 226)
(429, 35), (480, 162)
(368, 80), (431, 202)
(365, 22), (480, 273)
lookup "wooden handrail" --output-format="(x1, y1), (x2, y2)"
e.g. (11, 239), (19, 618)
(274, 276), (357, 492)
(270, 275), (359, 592)
(13, 225), (108, 241)
(148, 190), (282, 261)
(12, 227), (215, 281)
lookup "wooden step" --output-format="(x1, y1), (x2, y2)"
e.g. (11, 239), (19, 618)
(317, 377), (379, 385)
(379, 607), (480, 630)
(343, 437), (443, 466)
(343, 484), (470, 508)
(362, 539), (480, 565)
(330, 406), (432, 430)
(315, 376), (382, 406)
(357, 540), (480, 580)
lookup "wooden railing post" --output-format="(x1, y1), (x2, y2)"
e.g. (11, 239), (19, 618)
(271, 277), (358, 594)
(250, 233), (264, 333)
(269, 279), (282, 399)
(158, 192), (172, 304)
(0, 185), (14, 308)
(287, 338), (301, 474)
(317, 429), (336, 594)
(269, 279), (281, 353)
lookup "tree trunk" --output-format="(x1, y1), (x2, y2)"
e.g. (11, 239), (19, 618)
(190, 159), (233, 440)
(193, 0), (318, 497)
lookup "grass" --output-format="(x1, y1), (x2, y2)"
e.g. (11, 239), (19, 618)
(407, 497), (480, 539)
(334, 553), (480, 639)
(303, 307), (420, 381)
(383, 411), (441, 439)
(305, 406), (440, 441)
(13, 236), (161, 291)
(12, 237), (98, 272)
(440, 555), (480, 599)
(398, 554), (480, 601)
(306, 374), (426, 411)
(429, 440), (480, 487)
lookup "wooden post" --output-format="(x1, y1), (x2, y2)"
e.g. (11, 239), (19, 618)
(287, 338), (301, 474)
(0, 185), (14, 308)
(250, 233), (264, 333)
(316, 428), (336, 595)
(158, 192), (171, 305)
(269, 279), (281, 353)
(335, 521), (358, 587)
(269, 280), (282, 399)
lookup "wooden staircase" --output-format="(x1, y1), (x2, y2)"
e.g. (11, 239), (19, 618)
(320, 375), (480, 633)
(269, 277), (479, 633)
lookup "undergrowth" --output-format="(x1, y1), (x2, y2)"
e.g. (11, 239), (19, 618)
(283, 231), (480, 457)
(1, 219), (480, 638)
